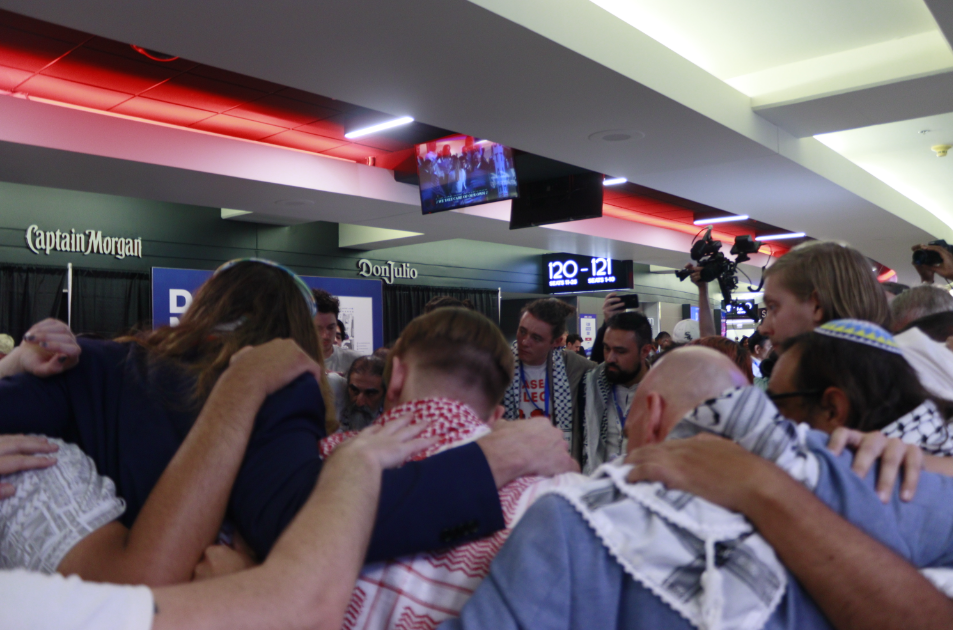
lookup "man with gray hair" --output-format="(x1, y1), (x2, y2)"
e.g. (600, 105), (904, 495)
(339, 356), (386, 432)
(891, 285), (953, 332)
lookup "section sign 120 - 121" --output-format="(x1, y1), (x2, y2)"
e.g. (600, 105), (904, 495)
(541, 253), (633, 293)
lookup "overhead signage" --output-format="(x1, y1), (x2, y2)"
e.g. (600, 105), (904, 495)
(25, 224), (142, 260)
(152, 268), (385, 353)
(722, 300), (760, 320)
(356, 259), (418, 284)
(541, 253), (633, 293)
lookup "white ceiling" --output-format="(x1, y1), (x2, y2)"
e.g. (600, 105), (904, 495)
(816, 112), (953, 227)
(589, 0), (946, 81)
(0, 0), (950, 285)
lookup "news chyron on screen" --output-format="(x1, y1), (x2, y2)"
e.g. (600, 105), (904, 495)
(417, 135), (518, 214)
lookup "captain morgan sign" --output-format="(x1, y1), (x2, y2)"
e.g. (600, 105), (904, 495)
(25, 225), (143, 260)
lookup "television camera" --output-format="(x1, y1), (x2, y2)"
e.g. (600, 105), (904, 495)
(675, 227), (764, 320)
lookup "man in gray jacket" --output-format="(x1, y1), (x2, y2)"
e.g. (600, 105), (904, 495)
(502, 298), (595, 462)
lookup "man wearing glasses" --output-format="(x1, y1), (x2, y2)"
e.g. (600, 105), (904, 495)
(339, 356), (386, 431)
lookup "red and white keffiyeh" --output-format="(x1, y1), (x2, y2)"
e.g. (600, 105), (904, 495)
(319, 398), (573, 630)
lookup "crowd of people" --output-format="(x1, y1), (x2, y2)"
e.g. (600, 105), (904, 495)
(3, 241), (953, 629)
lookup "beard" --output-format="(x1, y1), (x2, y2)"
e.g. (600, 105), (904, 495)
(605, 362), (640, 385)
(340, 400), (379, 432)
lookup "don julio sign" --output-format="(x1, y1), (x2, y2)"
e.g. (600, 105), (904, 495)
(26, 225), (143, 260)
(356, 259), (417, 284)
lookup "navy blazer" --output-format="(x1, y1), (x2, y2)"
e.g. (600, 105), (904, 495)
(0, 339), (504, 560)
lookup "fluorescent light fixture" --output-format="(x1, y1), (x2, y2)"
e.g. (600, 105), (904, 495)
(344, 116), (414, 139)
(475, 139), (491, 145)
(729, 318), (756, 325)
(758, 232), (806, 241)
(693, 215), (749, 225)
(603, 177), (627, 186)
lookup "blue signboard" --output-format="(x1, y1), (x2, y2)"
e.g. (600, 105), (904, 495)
(152, 267), (384, 353)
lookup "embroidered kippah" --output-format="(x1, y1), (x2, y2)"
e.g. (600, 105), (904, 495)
(815, 319), (902, 355)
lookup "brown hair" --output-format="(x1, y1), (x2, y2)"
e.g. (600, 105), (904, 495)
(385, 307), (514, 416)
(690, 337), (753, 384)
(764, 241), (889, 327)
(782, 331), (953, 432)
(521, 298), (575, 341)
(124, 261), (337, 431)
(423, 295), (475, 314)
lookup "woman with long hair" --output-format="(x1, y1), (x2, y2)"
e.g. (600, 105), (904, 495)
(0, 258), (532, 582)
(0, 259), (334, 585)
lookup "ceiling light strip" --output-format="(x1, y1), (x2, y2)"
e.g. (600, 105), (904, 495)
(602, 205), (786, 257)
(758, 232), (806, 241)
(344, 116), (414, 138)
(603, 177), (627, 186)
(693, 215), (749, 225)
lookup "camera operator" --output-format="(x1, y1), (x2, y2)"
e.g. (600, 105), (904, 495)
(912, 242), (953, 285)
(684, 263), (719, 338)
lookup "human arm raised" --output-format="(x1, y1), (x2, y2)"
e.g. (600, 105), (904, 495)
(686, 264), (717, 337)
(912, 244), (953, 285)
(627, 434), (953, 630)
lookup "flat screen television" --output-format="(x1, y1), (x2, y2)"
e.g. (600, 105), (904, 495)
(509, 153), (603, 229)
(416, 135), (518, 213)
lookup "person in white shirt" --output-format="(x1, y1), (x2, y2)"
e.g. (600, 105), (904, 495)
(502, 299), (595, 461)
(748, 328), (772, 379)
(312, 288), (364, 374)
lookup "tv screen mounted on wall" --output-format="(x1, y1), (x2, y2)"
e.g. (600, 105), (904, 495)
(416, 135), (518, 213)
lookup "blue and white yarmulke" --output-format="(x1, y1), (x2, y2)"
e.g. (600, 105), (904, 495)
(815, 319), (902, 355)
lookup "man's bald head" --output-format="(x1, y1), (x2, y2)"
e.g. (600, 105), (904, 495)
(626, 346), (749, 449)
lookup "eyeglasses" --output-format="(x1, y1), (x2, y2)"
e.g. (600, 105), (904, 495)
(766, 389), (824, 402)
(348, 384), (381, 398)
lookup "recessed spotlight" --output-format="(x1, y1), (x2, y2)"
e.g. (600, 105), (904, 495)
(693, 215), (749, 225)
(588, 129), (646, 144)
(275, 199), (315, 208)
(345, 116), (414, 139)
(759, 232), (806, 241)
(603, 177), (627, 186)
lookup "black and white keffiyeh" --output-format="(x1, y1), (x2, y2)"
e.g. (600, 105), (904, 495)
(881, 400), (953, 456)
(503, 342), (574, 444)
(544, 386), (819, 630)
(581, 363), (626, 473)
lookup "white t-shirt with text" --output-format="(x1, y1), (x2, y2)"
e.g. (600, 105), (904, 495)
(518, 362), (549, 419)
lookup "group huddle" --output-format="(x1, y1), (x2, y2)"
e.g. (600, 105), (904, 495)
(2, 242), (953, 630)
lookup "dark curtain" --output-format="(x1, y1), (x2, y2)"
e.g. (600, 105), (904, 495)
(71, 268), (151, 338)
(382, 285), (500, 344)
(0, 264), (68, 344)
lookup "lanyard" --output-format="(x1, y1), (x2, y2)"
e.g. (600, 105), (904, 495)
(519, 363), (550, 416)
(611, 385), (628, 428)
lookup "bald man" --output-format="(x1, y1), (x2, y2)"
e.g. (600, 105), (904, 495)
(441, 347), (953, 630)
(624, 347), (748, 448)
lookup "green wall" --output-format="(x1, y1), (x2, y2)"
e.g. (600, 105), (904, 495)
(0, 181), (542, 293)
